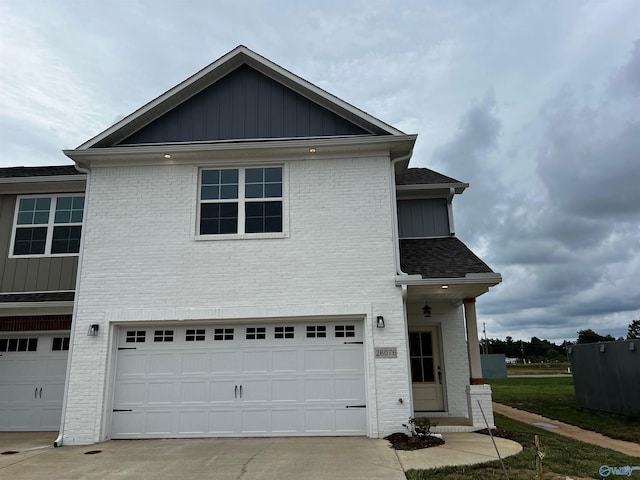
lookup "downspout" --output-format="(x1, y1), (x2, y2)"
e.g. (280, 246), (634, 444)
(389, 151), (414, 425)
(54, 161), (90, 447)
(390, 151), (413, 281)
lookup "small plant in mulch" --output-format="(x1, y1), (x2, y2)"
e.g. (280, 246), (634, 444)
(476, 427), (518, 441)
(384, 417), (445, 450)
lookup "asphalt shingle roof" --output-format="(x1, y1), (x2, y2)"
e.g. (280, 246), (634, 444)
(396, 168), (464, 186)
(0, 165), (81, 178)
(400, 237), (494, 279)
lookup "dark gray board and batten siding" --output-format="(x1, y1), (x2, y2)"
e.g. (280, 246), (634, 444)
(118, 64), (370, 145)
(397, 198), (450, 238)
(0, 195), (78, 293)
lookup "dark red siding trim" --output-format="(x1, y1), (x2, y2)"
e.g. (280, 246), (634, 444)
(0, 315), (72, 332)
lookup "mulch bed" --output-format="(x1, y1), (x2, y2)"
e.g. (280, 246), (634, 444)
(476, 428), (518, 441)
(384, 432), (445, 450)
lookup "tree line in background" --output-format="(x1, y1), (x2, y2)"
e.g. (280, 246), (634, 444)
(481, 319), (640, 362)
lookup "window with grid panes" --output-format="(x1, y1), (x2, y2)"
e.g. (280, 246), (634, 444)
(11, 195), (84, 256)
(199, 167), (282, 235)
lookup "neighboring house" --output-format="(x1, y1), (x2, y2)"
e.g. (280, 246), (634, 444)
(0, 166), (85, 430)
(1, 46), (501, 444)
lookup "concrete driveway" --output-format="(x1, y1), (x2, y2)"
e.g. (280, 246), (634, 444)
(1, 431), (523, 479)
(1, 433), (406, 480)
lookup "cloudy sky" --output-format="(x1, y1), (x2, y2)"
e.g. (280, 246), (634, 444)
(1, 0), (639, 343)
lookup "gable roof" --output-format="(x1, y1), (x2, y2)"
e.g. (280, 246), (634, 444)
(79, 45), (405, 149)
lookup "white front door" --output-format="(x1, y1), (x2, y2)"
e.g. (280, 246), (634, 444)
(0, 334), (69, 431)
(409, 329), (444, 411)
(111, 321), (366, 438)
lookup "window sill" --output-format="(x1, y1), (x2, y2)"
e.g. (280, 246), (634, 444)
(8, 253), (80, 259)
(195, 232), (287, 241)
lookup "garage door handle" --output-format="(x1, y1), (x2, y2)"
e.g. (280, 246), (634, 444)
(35, 387), (38, 399)
(235, 385), (238, 398)
(40, 387), (43, 399)
(239, 385), (243, 398)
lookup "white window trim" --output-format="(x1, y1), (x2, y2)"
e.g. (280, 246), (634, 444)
(9, 193), (84, 258)
(195, 164), (288, 240)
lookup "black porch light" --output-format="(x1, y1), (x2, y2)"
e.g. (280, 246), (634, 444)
(422, 303), (432, 318)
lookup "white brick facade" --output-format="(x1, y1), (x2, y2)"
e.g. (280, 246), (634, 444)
(63, 155), (417, 444)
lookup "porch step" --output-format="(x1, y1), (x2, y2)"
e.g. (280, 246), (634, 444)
(415, 416), (481, 433)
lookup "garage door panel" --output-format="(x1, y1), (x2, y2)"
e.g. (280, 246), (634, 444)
(241, 379), (270, 402)
(271, 379), (297, 401)
(146, 411), (175, 434)
(304, 349), (333, 371)
(271, 349), (298, 372)
(149, 353), (179, 374)
(270, 409), (299, 433)
(334, 349), (365, 371)
(335, 408), (367, 433)
(180, 381), (208, 403)
(242, 350), (270, 372)
(209, 380), (238, 402)
(13, 359), (42, 377)
(178, 411), (208, 434)
(147, 382), (176, 404)
(209, 410), (239, 434)
(210, 351), (239, 373)
(112, 322), (366, 438)
(305, 378), (332, 401)
(116, 353), (148, 376)
(305, 408), (335, 433)
(40, 407), (64, 430)
(114, 382), (146, 405)
(181, 353), (210, 374)
(241, 409), (270, 433)
(335, 377), (366, 401)
(112, 411), (145, 436)
(42, 382), (65, 400)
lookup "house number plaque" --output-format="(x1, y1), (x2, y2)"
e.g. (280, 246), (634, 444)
(374, 347), (397, 358)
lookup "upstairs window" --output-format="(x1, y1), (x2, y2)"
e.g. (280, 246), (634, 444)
(199, 167), (282, 235)
(11, 195), (84, 256)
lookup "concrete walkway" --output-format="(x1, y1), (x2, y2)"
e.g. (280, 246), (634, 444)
(493, 402), (640, 458)
(395, 432), (522, 470)
(1, 431), (523, 478)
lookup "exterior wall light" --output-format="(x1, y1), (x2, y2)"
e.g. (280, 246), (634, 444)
(87, 324), (100, 336)
(422, 303), (431, 318)
(376, 316), (385, 328)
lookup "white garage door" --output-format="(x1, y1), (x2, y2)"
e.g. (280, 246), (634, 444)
(111, 321), (366, 438)
(0, 333), (69, 431)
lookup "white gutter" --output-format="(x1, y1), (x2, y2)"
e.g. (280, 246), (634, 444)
(395, 272), (503, 287)
(54, 162), (91, 448)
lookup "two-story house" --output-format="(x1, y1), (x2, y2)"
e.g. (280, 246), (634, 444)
(0, 166), (85, 430)
(1, 46), (501, 445)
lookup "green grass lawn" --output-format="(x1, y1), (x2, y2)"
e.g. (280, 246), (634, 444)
(506, 361), (572, 375)
(406, 413), (640, 480)
(488, 377), (640, 444)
